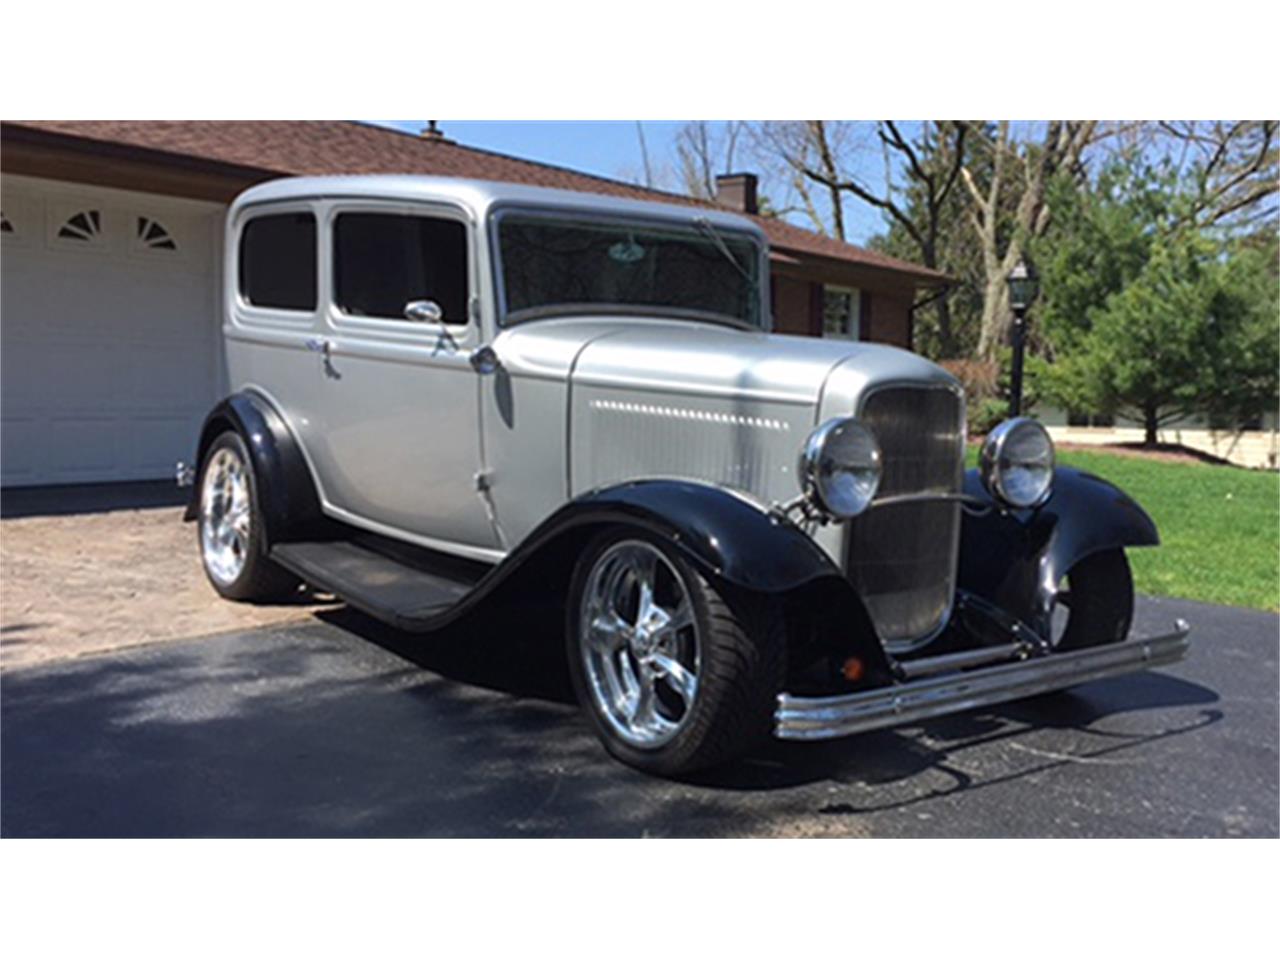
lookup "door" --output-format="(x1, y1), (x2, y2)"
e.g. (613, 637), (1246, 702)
(308, 202), (498, 554)
(0, 175), (221, 486)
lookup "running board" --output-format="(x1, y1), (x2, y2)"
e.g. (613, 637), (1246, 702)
(775, 620), (1192, 741)
(271, 538), (488, 632)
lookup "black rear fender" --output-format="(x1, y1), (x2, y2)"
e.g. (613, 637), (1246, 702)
(183, 391), (322, 544)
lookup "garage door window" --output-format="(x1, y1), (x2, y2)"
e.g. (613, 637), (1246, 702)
(332, 212), (468, 324)
(57, 209), (103, 243)
(239, 212), (317, 312)
(135, 216), (177, 252)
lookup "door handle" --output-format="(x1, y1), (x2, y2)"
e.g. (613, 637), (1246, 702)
(304, 337), (331, 357)
(469, 345), (500, 375)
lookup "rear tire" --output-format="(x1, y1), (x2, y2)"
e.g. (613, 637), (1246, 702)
(197, 430), (300, 602)
(566, 530), (785, 777)
(1053, 549), (1134, 651)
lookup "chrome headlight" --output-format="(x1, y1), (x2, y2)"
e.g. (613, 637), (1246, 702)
(980, 417), (1055, 508)
(798, 418), (882, 518)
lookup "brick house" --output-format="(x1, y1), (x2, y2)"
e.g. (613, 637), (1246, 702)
(0, 121), (947, 486)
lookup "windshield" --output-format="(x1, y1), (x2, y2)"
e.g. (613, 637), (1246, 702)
(495, 213), (763, 328)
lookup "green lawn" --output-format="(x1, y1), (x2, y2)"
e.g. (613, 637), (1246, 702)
(965, 446), (1280, 611)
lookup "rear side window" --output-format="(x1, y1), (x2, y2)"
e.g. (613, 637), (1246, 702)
(333, 212), (468, 323)
(239, 212), (317, 311)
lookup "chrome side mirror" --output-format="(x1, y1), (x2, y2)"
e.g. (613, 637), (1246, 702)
(404, 299), (444, 324)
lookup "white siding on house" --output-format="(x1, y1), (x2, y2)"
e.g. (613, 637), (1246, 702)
(1, 175), (226, 486)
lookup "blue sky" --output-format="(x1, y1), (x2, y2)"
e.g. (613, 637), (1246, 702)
(371, 121), (889, 244)
(376, 121), (685, 186)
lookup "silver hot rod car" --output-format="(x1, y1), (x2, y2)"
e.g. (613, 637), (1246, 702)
(184, 175), (1190, 776)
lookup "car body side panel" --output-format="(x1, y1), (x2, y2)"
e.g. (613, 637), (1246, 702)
(479, 319), (625, 549)
(957, 466), (1160, 638)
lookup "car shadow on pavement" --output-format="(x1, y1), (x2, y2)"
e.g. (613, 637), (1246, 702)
(0, 598), (1227, 838)
(0, 480), (187, 518)
(313, 598), (577, 705)
(311, 602), (1224, 800)
(697, 674), (1223, 802)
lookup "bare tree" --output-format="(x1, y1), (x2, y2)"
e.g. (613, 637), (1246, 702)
(754, 121), (855, 239)
(960, 121), (1099, 359)
(675, 121), (746, 200)
(1156, 120), (1278, 230)
(758, 120), (969, 352)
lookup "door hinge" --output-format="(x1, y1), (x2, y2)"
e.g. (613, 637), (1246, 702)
(474, 470), (493, 493)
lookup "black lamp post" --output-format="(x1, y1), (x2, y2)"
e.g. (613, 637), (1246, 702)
(1006, 257), (1039, 417)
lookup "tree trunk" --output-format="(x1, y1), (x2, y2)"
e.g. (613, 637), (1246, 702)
(1143, 406), (1160, 446)
(977, 273), (1008, 359)
(935, 297), (956, 357)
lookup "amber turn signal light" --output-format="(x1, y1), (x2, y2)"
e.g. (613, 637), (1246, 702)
(841, 657), (865, 683)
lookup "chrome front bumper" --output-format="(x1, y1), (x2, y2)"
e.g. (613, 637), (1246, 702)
(774, 620), (1191, 741)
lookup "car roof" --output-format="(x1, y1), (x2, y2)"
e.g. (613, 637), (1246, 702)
(231, 174), (767, 240)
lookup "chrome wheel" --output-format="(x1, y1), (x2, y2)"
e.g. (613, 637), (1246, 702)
(578, 540), (701, 748)
(200, 446), (252, 586)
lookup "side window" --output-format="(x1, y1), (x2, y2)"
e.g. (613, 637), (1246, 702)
(333, 212), (468, 323)
(239, 212), (317, 311)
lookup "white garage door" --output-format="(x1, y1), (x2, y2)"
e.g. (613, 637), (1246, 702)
(1, 176), (224, 486)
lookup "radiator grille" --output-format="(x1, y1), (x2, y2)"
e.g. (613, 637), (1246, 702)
(845, 385), (965, 646)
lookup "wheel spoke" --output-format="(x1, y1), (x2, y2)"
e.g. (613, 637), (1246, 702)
(627, 676), (656, 728)
(229, 505), (250, 539)
(617, 652), (643, 711)
(588, 611), (629, 652)
(651, 652), (698, 706)
(665, 597), (694, 635)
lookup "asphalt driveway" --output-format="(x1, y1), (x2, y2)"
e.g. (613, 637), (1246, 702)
(2, 594), (1275, 838)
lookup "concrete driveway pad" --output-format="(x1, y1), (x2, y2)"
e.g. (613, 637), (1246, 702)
(1, 482), (334, 670)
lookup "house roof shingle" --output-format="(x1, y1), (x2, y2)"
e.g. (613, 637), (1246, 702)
(4, 120), (948, 284)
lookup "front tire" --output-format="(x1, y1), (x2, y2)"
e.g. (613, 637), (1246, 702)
(197, 430), (300, 601)
(567, 530), (784, 776)
(1052, 548), (1135, 651)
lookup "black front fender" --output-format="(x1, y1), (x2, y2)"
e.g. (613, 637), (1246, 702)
(957, 466), (1158, 638)
(500, 479), (891, 681)
(523, 479), (842, 595)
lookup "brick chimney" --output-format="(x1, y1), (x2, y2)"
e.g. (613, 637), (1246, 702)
(714, 172), (758, 214)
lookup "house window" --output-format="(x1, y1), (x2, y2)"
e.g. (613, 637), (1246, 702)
(333, 212), (468, 323)
(57, 209), (103, 243)
(239, 212), (317, 311)
(1067, 410), (1115, 428)
(822, 286), (861, 340)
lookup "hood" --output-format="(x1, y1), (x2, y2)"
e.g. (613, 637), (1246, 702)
(572, 323), (858, 406)
(497, 315), (955, 410)
(500, 316), (959, 514)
